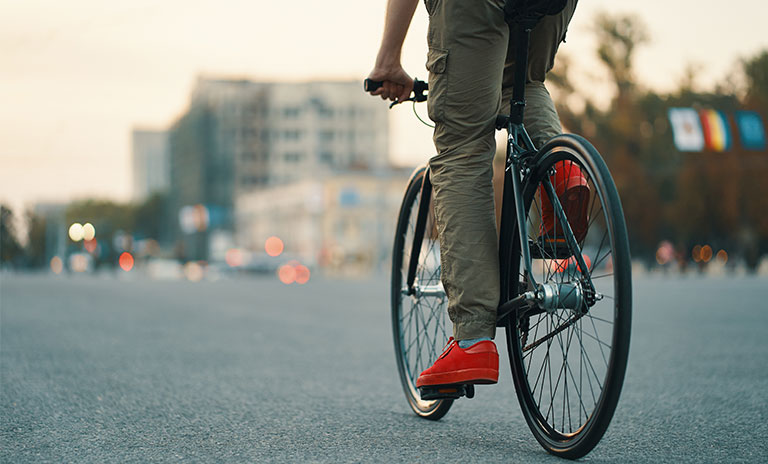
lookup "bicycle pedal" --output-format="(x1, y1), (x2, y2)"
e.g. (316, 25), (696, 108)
(529, 237), (574, 259)
(419, 384), (475, 400)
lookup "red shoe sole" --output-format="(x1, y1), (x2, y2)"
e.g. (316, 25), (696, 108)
(416, 367), (499, 387)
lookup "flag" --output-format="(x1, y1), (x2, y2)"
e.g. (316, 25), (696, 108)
(735, 111), (766, 150)
(668, 108), (704, 152)
(699, 109), (732, 152)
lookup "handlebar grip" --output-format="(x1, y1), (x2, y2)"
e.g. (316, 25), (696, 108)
(364, 79), (383, 92)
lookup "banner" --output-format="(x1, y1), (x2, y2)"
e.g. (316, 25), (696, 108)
(735, 111), (766, 150)
(668, 108), (704, 152)
(699, 109), (732, 152)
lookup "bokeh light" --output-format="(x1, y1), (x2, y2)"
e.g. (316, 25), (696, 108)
(265, 236), (284, 257)
(225, 248), (245, 268)
(50, 256), (63, 274)
(655, 241), (675, 265)
(68, 223), (84, 241)
(179, 205), (210, 234)
(70, 254), (89, 273)
(82, 223), (96, 241)
(700, 245), (713, 263)
(278, 264), (296, 284)
(183, 262), (205, 282)
(294, 265), (310, 284)
(717, 249), (728, 264)
(84, 239), (98, 254)
(119, 252), (134, 271)
(692, 245), (702, 263)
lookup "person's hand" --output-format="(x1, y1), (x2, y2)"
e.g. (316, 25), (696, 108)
(366, 63), (413, 103)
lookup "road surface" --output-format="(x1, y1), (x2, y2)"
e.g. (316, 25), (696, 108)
(2, 273), (767, 462)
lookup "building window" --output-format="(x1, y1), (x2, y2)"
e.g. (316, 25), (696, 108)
(284, 152), (302, 163)
(320, 131), (334, 143)
(319, 152), (333, 165)
(283, 107), (301, 118)
(283, 130), (302, 140)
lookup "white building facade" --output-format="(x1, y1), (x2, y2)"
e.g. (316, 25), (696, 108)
(235, 170), (410, 275)
(131, 129), (170, 201)
(164, 76), (391, 263)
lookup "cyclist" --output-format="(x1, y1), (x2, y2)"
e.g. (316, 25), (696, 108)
(367, 0), (584, 389)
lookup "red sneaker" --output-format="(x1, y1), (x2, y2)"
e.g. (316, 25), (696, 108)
(539, 160), (590, 243)
(415, 338), (499, 387)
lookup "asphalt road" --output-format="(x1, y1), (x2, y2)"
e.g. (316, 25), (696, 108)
(2, 273), (767, 463)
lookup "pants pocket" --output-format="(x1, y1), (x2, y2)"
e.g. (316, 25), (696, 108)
(426, 47), (449, 123)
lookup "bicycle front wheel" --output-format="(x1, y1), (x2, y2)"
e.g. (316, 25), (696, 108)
(391, 167), (453, 420)
(505, 134), (632, 459)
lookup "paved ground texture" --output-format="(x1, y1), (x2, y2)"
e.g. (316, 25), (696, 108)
(2, 273), (767, 463)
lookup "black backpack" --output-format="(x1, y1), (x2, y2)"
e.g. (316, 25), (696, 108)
(504, 0), (567, 23)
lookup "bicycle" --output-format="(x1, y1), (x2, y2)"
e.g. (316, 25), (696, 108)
(365, 10), (632, 460)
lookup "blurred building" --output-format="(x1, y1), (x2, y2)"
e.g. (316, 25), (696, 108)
(167, 77), (389, 261)
(32, 203), (67, 265)
(131, 129), (170, 200)
(235, 170), (410, 275)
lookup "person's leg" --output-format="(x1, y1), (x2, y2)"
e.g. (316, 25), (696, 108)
(425, 0), (508, 342)
(501, 0), (578, 148)
(500, 1), (588, 244)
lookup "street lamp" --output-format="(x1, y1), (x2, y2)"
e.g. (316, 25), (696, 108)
(68, 223), (84, 242)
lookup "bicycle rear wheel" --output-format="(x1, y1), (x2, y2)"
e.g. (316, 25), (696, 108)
(504, 135), (632, 459)
(391, 167), (453, 420)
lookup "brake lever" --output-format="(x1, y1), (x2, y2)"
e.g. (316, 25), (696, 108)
(389, 98), (414, 109)
(364, 78), (428, 109)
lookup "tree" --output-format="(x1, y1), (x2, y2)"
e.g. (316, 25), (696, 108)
(1, 205), (23, 267)
(133, 192), (167, 241)
(594, 12), (649, 101)
(743, 51), (768, 108)
(24, 210), (48, 268)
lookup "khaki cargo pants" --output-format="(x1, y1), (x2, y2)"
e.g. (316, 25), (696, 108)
(426, 0), (577, 340)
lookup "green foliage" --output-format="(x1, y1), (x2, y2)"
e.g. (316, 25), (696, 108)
(1, 205), (23, 266)
(743, 51), (768, 107)
(24, 210), (47, 268)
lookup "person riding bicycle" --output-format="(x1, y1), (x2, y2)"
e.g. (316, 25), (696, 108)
(367, 0), (585, 390)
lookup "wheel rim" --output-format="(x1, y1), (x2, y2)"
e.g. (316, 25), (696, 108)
(393, 179), (452, 413)
(511, 145), (629, 442)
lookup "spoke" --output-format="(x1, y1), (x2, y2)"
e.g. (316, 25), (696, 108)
(574, 319), (599, 407)
(580, 329), (606, 394)
(590, 230), (609, 274)
(591, 254), (613, 277)
(530, 317), (550, 393)
(546, 315), (570, 423)
(585, 313), (614, 325)
(579, 320), (585, 423)
(524, 314), (582, 352)
(556, 315), (577, 432)
(589, 315), (610, 368)
(564, 340), (589, 423)
(580, 326), (613, 351)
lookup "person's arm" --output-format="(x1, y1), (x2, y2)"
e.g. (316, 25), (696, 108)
(366, 0), (419, 102)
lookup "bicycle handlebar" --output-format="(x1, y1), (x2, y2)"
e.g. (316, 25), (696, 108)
(363, 78), (428, 104)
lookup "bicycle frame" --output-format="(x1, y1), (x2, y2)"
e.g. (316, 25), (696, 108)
(405, 18), (593, 324)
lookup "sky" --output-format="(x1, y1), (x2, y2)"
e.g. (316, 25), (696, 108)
(1, 0), (767, 212)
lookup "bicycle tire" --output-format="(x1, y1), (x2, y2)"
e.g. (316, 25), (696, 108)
(391, 166), (453, 420)
(503, 134), (632, 459)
